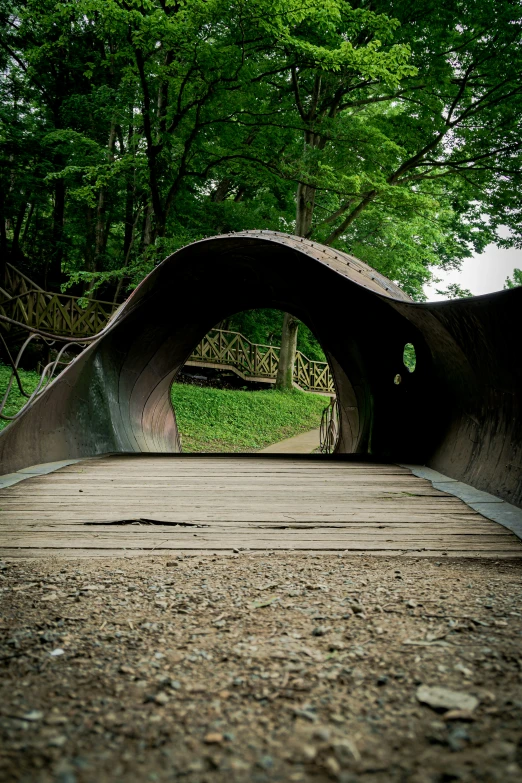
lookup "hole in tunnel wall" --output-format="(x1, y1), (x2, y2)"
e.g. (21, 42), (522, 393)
(403, 343), (416, 372)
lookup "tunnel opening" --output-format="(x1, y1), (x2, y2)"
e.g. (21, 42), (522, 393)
(169, 308), (338, 454)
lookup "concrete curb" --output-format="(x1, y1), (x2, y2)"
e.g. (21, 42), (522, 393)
(402, 464), (522, 541)
(0, 460), (83, 489)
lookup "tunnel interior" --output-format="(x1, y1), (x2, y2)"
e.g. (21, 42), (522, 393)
(1, 231), (521, 507)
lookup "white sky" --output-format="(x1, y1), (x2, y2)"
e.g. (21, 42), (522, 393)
(424, 242), (522, 301)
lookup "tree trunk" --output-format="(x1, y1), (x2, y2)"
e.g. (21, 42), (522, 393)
(123, 179), (135, 261)
(12, 201), (28, 258)
(83, 205), (96, 295)
(275, 175), (317, 390)
(212, 178), (232, 202)
(113, 203), (142, 307)
(0, 188), (7, 286)
(275, 311), (299, 391)
(123, 124), (135, 264)
(48, 177), (65, 291)
(142, 201), (154, 250)
(94, 188), (106, 263)
(86, 123), (117, 294)
(21, 201), (35, 248)
(295, 180), (316, 238)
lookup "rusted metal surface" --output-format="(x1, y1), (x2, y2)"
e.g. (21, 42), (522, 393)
(1, 230), (521, 507)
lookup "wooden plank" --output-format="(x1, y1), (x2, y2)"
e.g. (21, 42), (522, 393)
(6, 490), (431, 496)
(0, 526), (496, 533)
(2, 537), (517, 549)
(2, 535), (519, 549)
(1, 455), (520, 558)
(1, 549), (519, 559)
(0, 516), (487, 524)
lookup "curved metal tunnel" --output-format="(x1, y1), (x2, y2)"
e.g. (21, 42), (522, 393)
(1, 231), (521, 507)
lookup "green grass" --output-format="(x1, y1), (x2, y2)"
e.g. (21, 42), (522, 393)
(171, 383), (326, 452)
(0, 363), (43, 430)
(0, 363), (328, 449)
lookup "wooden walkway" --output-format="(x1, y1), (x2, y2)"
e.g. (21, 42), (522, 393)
(0, 455), (521, 558)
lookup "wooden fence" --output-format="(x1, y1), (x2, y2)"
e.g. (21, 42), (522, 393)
(188, 329), (334, 394)
(0, 262), (44, 299)
(0, 289), (115, 337)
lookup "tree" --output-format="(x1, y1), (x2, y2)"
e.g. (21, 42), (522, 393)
(272, 1), (416, 387)
(266, 0), (522, 382)
(435, 283), (473, 299)
(2, 0), (521, 328)
(505, 269), (522, 289)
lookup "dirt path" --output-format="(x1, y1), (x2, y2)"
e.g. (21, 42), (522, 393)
(1, 554), (521, 782)
(259, 429), (321, 453)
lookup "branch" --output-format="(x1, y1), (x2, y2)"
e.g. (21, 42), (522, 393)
(323, 79), (374, 115)
(417, 141), (522, 171)
(436, 30), (487, 56)
(0, 43), (54, 106)
(316, 199), (356, 227)
(157, 50), (174, 138)
(185, 152), (283, 183)
(309, 74), (321, 120)
(446, 63), (475, 125)
(250, 63), (295, 83)
(451, 78), (522, 127)
(291, 66), (307, 121)
(324, 190), (378, 245)
(176, 64), (197, 117)
(133, 45), (164, 225)
(337, 83), (426, 112)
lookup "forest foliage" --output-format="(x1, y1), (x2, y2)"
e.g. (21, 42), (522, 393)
(2, 0), (522, 310)
(505, 268), (522, 289)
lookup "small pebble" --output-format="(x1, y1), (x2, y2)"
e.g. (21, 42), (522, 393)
(204, 732), (224, 744)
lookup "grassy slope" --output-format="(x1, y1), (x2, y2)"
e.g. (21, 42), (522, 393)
(171, 383), (326, 452)
(0, 364), (327, 449)
(0, 363), (43, 431)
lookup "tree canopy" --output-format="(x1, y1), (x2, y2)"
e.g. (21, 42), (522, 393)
(505, 268), (522, 289)
(1, 0), (521, 306)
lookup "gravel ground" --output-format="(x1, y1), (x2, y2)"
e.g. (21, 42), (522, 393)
(1, 554), (522, 783)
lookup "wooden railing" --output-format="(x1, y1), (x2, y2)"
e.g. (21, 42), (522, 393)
(0, 289), (115, 337)
(1, 262), (44, 299)
(188, 329), (334, 394)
